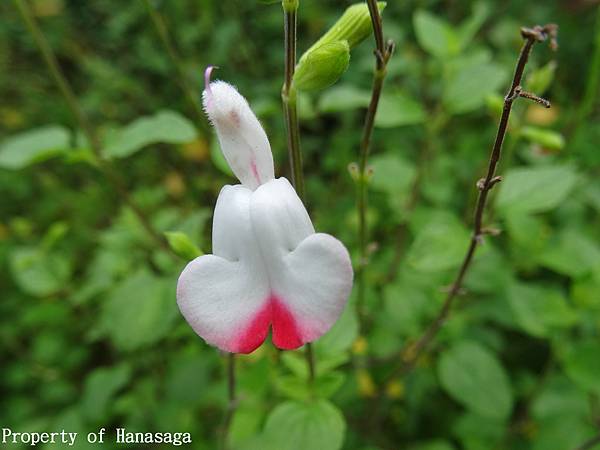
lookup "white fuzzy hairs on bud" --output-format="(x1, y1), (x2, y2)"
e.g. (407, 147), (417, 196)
(202, 66), (274, 190)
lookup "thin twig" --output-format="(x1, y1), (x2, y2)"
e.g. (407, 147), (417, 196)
(219, 353), (237, 450)
(356, 0), (394, 324)
(387, 24), (557, 379)
(13, 0), (176, 256)
(281, 0), (304, 198)
(280, 0), (315, 384)
(573, 433), (600, 450)
(142, 0), (208, 131)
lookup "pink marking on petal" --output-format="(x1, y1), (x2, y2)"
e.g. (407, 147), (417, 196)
(234, 301), (271, 354)
(232, 296), (304, 353)
(271, 297), (303, 350)
(250, 159), (261, 185)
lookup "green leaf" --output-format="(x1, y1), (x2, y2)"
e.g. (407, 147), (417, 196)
(317, 85), (371, 113)
(562, 339), (600, 395)
(294, 41), (350, 92)
(538, 229), (600, 278)
(100, 270), (177, 351)
(81, 364), (131, 421)
(438, 341), (513, 419)
(262, 400), (345, 450)
(526, 61), (557, 95)
(103, 110), (197, 158)
(164, 231), (202, 260)
(520, 126), (565, 150)
(496, 165), (578, 215)
(413, 10), (460, 58)
(369, 154), (417, 196)
(0, 125), (70, 169)
(406, 214), (470, 272)
(315, 307), (359, 357)
(506, 282), (576, 338)
(443, 62), (508, 114)
(9, 247), (71, 297)
(374, 91), (426, 127)
(457, 2), (490, 50)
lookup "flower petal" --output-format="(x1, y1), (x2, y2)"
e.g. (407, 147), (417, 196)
(250, 177), (353, 349)
(176, 185), (271, 353)
(202, 75), (274, 190)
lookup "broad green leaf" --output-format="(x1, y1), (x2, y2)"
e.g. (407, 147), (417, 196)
(375, 91), (426, 127)
(9, 247), (71, 297)
(532, 416), (595, 450)
(262, 400), (345, 450)
(164, 231), (202, 260)
(506, 282), (576, 337)
(294, 41), (350, 92)
(317, 85), (371, 113)
(103, 110), (197, 158)
(315, 307), (359, 357)
(520, 126), (565, 150)
(0, 125), (70, 169)
(496, 165), (578, 215)
(369, 154), (417, 197)
(438, 341), (513, 419)
(413, 10), (460, 58)
(457, 2), (490, 50)
(100, 270), (177, 351)
(406, 215), (470, 272)
(531, 375), (589, 420)
(526, 61), (557, 95)
(562, 339), (600, 395)
(443, 62), (508, 114)
(453, 412), (506, 450)
(81, 364), (131, 421)
(538, 229), (600, 278)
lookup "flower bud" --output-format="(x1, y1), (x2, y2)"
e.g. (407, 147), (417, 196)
(293, 40), (350, 92)
(304, 2), (386, 53)
(202, 67), (274, 190)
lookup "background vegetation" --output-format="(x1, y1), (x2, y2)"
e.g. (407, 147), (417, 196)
(1, 0), (600, 449)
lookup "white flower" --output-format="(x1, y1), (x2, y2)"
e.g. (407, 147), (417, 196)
(176, 67), (353, 353)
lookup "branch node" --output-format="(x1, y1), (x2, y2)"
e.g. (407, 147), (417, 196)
(482, 227), (502, 236)
(476, 178), (486, 191)
(489, 175), (503, 188)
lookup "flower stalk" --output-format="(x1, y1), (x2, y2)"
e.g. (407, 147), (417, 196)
(281, 0), (315, 384)
(390, 24), (558, 379)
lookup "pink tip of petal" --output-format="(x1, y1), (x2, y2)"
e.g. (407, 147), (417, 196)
(203, 65), (218, 105)
(232, 296), (304, 353)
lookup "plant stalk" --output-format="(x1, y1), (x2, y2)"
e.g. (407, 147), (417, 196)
(220, 353), (237, 450)
(281, 0), (314, 384)
(390, 24), (558, 379)
(356, 0), (393, 324)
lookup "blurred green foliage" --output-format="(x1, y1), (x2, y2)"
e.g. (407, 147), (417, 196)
(1, 0), (599, 449)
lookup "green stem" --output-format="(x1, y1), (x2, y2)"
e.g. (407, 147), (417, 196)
(13, 0), (176, 257)
(220, 353), (237, 450)
(356, 0), (392, 326)
(281, 0), (314, 383)
(142, 0), (208, 132)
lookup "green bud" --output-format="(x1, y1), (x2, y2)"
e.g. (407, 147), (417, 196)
(293, 40), (350, 92)
(164, 231), (203, 260)
(520, 125), (565, 150)
(305, 2), (386, 53)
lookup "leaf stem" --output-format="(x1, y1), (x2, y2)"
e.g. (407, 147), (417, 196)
(389, 24), (557, 379)
(13, 0), (176, 257)
(281, 0), (314, 385)
(142, 0), (208, 132)
(220, 353), (237, 450)
(356, 0), (393, 324)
